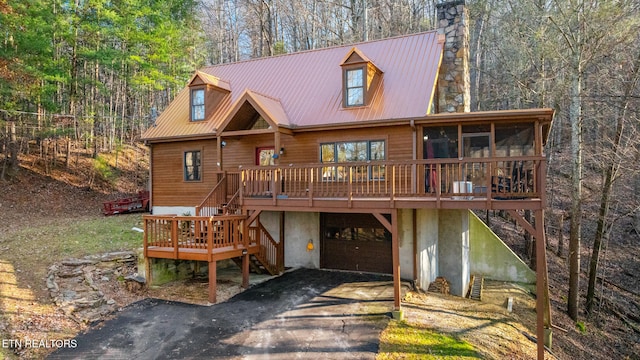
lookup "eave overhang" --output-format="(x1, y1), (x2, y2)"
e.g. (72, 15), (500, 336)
(143, 108), (554, 145)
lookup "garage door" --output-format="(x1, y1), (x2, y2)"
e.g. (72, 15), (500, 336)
(320, 213), (392, 274)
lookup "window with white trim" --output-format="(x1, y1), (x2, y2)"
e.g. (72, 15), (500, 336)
(191, 89), (205, 121)
(345, 68), (364, 107)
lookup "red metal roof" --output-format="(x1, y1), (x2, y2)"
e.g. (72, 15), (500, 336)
(143, 31), (443, 141)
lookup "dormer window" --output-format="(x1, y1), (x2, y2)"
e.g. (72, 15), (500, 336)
(340, 47), (382, 109)
(187, 71), (231, 122)
(191, 88), (205, 121)
(345, 68), (364, 107)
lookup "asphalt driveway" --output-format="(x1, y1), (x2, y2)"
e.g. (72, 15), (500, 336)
(48, 269), (398, 359)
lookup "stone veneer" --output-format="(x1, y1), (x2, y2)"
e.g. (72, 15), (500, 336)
(437, 0), (470, 113)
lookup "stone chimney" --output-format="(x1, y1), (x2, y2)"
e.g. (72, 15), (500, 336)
(436, 0), (470, 113)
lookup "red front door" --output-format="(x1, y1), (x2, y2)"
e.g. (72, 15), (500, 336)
(256, 147), (275, 166)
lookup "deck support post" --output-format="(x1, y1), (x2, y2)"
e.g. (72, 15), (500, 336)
(242, 253), (250, 288)
(208, 260), (217, 303)
(372, 211), (401, 310)
(391, 209), (401, 310)
(508, 208), (551, 359)
(535, 209), (550, 360)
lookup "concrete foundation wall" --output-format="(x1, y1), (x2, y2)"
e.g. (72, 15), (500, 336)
(398, 209), (415, 280)
(146, 258), (208, 285)
(438, 209), (470, 297)
(259, 211), (320, 269)
(259, 211), (281, 243)
(469, 212), (536, 284)
(416, 209), (439, 291)
(284, 212), (320, 268)
(151, 206), (196, 216)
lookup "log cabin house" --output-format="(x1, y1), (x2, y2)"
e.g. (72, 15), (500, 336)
(141, 2), (553, 358)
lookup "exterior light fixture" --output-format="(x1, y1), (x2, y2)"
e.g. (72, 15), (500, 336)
(221, 140), (227, 147)
(306, 239), (314, 252)
(280, 147), (285, 155)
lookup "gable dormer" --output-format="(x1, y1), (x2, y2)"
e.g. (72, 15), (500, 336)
(218, 89), (290, 134)
(188, 71), (231, 122)
(340, 47), (383, 108)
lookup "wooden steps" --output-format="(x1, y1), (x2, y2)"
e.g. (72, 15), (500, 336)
(231, 254), (277, 275)
(468, 274), (484, 301)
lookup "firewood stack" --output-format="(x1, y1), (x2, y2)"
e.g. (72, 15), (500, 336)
(428, 276), (450, 295)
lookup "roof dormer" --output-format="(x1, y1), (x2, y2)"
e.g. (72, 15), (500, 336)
(188, 71), (231, 122)
(218, 89), (290, 135)
(340, 47), (382, 108)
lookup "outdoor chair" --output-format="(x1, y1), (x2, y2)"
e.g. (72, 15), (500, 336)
(491, 161), (526, 198)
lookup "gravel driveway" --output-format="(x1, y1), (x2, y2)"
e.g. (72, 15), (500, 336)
(48, 268), (399, 359)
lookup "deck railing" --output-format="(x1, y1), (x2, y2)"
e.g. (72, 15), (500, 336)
(223, 189), (242, 215)
(240, 156), (546, 203)
(143, 215), (250, 257)
(249, 222), (282, 275)
(196, 172), (242, 216)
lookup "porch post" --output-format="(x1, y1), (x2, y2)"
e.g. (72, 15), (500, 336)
(274, 131), (281, 165)
(242, 253), (250, 288)
(209, 260), (217, 303)
(391, 209), (401, 310)
(217, 136), (223, 170)
(535, 209), (549, 360)
(508, 208), (551, 359)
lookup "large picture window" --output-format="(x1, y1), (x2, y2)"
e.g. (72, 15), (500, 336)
(184, 150), (201, 181)
(320, 140), (385, 180)
(191, 89), (205, 121)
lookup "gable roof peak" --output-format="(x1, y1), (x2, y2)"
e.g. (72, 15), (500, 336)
(340, 47), (373, 65)
(189, 70), (231, 92)
(339, 47), (383, 76)
(217, 88), (290, 134)
(242, 88), (283, 104)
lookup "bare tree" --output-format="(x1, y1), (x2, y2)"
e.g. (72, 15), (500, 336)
(586, 43), (640, 315)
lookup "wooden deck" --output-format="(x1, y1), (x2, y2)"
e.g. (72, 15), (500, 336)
(143, 214), (283, 303)
(143, 214), (260, 262)
(143, 214), (281, 269)
(146, 244), (259, 262)
(144, 156), (548, 306)
(239, 156), (547, 212)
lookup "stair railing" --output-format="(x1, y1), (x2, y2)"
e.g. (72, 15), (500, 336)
(196, 172), (228, 216)
(222, 188), (241, 215)
(249, 221), (282, 275)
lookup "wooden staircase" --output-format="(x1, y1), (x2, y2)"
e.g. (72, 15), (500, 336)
(231, 253), (275, 275)
(196, 172), (242, 216)
(245, 222), (283, 275)
(228, 222), (282, 276)
(468, 274), (484, 301)
(196, 172), (283, 276)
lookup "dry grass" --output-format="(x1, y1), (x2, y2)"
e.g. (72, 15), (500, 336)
(379, 283), (549, 360)
(0, 147), (147, 359)
(0, 214), (144, 359)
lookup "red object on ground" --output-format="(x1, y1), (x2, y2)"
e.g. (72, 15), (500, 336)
(103, 190), (150, 216)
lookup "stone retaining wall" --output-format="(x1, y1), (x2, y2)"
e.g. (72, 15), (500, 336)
(47, 251), (144, 323)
